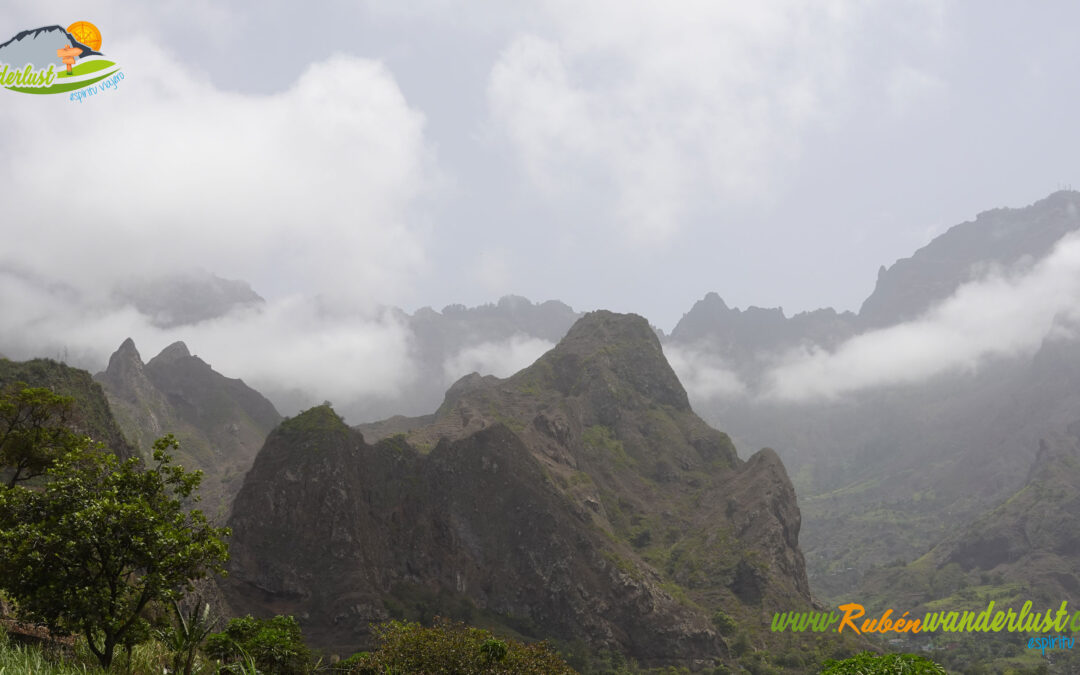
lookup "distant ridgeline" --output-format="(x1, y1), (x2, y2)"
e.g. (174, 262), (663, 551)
(662, 190), (1080, 605)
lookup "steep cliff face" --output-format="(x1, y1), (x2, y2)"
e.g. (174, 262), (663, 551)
(858, 190), (1080, 328)
(225, 312), (813, 667)
(95, 339), (281, 515)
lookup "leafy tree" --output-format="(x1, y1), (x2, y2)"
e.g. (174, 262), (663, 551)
(0, 384), (86, 488)
(0, 434), (230, 669)
(819, 651), (948, 674)
(343, 618), (578, 674)
(205, 614), (313, 674)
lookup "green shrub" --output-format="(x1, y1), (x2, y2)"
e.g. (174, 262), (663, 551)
(205, 614), (312, 674)
(710, 609), (737, 636)
(343, 618), (577, 674)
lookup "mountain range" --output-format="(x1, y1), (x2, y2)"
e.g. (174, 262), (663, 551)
(94, 338), (281, 516)
(4, 190), (1080, 671)
(670, 191), (1080, 599)
(222, 311), (858, 670)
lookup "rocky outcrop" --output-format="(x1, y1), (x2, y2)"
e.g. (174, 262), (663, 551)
(95, 339), (281, 516)
(224, 312), (813, 667)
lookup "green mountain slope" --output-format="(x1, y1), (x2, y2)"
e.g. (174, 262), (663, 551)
(0, 356), (136, 460)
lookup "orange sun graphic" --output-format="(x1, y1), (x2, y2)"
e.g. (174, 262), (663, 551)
(67, 21), (102, 51)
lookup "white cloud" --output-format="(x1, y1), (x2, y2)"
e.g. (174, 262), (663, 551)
(664, 344), (747, 400)
(0, 275), (421, 415)
(0, 38), (442, 418)
(761, 231), (1080, 401)
(443, 335), (553, 384)
(486, 1), (862, 243)
(0, 37), (437, 307)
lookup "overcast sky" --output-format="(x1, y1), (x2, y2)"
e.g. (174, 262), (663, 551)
(2, 2), (1080, 415)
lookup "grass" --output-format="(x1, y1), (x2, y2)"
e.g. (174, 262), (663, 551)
(0, 625), (169, 674)
(0, 625), (270, 674)
(0, 640), (89, 674)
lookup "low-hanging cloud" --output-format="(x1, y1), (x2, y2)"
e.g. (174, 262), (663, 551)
(664, 344), (747, 400)
(0, 273), (420, 416)
(442, 335), (554, 385)
(760, 230), (1080, 401)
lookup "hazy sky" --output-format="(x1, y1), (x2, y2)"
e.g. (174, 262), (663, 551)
(2, 2), (1080, 416)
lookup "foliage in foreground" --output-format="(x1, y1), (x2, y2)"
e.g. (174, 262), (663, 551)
(163, 596), (220, 675)
(0, 384), (85, 488)
(0, 434), (230, 670)
(205, 614), (313, 674)
(339, 618), (578, 674)
(0, 623), (176, 674)
(819, 650), (947, 674)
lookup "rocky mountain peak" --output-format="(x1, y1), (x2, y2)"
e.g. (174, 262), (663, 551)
(98, 338), (155, 408)
(148, 341), (192, 366)
(104, 337), (144, 378)
(530, 310), (690, 412)
(95, 337), (281, 510)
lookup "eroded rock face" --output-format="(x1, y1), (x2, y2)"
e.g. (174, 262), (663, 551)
(95, 339), (281, 513)
(224, 312), (813, 667)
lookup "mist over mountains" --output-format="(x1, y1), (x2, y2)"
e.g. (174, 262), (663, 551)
(5, 193), (1079, 431)
(5, 189), (1080, 670)
(5, 192), (1080, 545)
